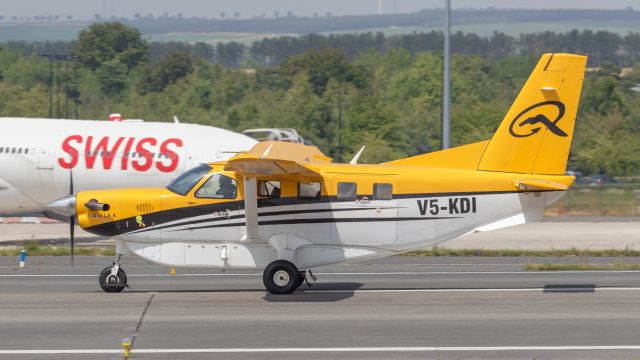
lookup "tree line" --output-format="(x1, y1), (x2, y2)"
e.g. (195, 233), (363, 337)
(114, 8), (640, 35)
(5, 29), (640, 68)
(252, 30), (640, 66)
(0, 22), (639, 176)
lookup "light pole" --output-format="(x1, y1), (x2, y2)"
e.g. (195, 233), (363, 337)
(40, 54), (84, 119)
(442, 0), (451, 149)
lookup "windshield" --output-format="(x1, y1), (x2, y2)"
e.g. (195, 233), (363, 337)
(195, 173), (238, 199)
(166, 164), (211, 195)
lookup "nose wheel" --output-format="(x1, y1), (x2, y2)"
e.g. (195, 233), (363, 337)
(99, 255), (127, 293)
(263, 260), (303, 294)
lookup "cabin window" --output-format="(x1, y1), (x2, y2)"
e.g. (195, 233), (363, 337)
(196, 173), (237, 199)
(166, 164), (211, 196)
(258, 180), (281, 198)
(24, 148), (28, 154)
(11, 148), (16, 154)
(337, 182), (357, 200)
(17, 148), (22, 154)
(374, 183), (393, 200)
(298, 182), (321, 199)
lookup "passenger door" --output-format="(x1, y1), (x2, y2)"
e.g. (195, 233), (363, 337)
(189, 172), (240, 242)
(330, 175), (398, 246)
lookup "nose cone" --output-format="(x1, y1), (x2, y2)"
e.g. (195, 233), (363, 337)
(46, 195), (77, 217)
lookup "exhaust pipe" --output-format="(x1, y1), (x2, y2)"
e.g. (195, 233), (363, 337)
(85, 199), (110, 211)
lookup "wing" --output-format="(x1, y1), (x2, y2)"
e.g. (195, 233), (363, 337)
(223, 141), (331, 181)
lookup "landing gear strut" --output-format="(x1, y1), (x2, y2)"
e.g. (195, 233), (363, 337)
(99, 254), (127, 293)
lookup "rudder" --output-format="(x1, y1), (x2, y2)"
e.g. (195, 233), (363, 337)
(478, 53), (587, 175)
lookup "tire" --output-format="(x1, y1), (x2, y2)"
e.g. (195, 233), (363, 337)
(99, 266), (127, 293)
(263, 260), (300, 294)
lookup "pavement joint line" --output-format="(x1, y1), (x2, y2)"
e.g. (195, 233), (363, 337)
(3, 345), (640, 354)
(4, 270), (640, 277)
(129, 292), (155, 349)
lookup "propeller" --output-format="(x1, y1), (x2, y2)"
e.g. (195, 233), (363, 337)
(69, 170), (74, 266)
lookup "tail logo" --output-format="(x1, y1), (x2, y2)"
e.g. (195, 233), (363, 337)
(509, 101), (567, 138)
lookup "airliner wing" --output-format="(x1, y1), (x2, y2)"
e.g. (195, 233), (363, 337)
(223, 141), (330, 181)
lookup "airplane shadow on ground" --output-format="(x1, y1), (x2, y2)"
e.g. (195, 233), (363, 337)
(263, 282), (364, 302)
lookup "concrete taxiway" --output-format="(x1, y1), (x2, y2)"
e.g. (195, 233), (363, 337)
(0, 256), (640, 359)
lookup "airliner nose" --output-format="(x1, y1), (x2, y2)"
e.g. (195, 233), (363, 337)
(46, 195), (77, 217)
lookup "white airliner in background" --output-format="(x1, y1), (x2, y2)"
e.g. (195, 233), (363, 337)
(0, 117), (258, 215)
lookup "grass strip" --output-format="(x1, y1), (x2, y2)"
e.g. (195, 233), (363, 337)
(525, 262), (640, 271)
(2, 242), (640, 258)
(403, 247), (640, 257)
(0, 241), (114, 256)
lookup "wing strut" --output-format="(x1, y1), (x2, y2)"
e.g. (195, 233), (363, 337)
(243, 176), (259, 242)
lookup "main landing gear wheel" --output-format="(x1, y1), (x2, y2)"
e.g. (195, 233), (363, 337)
(99, 266), (127, 293)
(263, 260), (301, 294)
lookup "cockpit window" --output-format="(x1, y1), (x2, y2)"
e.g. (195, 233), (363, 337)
(166, 164), (211, 195)
(195, 173), (238, 199)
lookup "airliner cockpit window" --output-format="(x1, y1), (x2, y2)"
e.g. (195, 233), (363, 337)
(195, 173), (238, 199)
(166, 164), (211, 196)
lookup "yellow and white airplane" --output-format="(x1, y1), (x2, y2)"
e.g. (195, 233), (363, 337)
(48, 53), (587, 294)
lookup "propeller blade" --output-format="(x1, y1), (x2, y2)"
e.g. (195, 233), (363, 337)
(70, 216), (75, 266)
(69, 170), (74, 266)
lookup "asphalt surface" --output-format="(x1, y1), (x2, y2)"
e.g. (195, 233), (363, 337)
(1, 256), (640, 359)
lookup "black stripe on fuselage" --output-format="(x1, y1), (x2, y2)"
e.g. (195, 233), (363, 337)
(166, 216), (462, 232)
(129, 205), (400, 235)
(85, 189), (553, 237)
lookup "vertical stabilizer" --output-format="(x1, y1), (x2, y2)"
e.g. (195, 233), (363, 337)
(478, 53), (587, 175)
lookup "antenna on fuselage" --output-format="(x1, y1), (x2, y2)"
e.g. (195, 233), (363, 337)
(260, 144), (274, 159)
(349, 146), (366, 164)
(173, 116), (180, 123)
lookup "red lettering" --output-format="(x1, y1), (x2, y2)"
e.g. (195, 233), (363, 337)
(58, 135), (82, 169)
(102, 137), (124, 169)
(84, 136), (125, 169)
(120, 137), (135, 170)
(84, 136), (100, 169)
(156, 138), (183, 172)
(59, 135), (182, 172)
(132, 137), (157, 172)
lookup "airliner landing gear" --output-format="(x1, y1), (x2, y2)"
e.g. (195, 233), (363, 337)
(263, 260), (302, 294)
(99, 254), (127, 293)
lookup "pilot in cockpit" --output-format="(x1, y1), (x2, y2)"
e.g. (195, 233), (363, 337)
(216, 175), (237, 199)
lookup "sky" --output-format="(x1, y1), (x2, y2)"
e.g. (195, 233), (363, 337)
(2, 0), (637, 20)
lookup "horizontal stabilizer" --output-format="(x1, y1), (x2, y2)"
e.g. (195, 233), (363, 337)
(513, 178), (569, 191)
